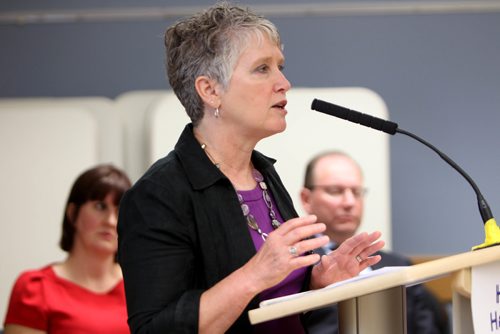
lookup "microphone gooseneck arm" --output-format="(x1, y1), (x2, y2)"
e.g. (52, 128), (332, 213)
(395, 128), (493, 223)
(311, 98), (500, 250)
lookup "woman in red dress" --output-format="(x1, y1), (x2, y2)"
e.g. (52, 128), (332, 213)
(4, 164), (131, 334)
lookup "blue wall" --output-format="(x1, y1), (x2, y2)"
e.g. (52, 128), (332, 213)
(1, 1), (500, 255)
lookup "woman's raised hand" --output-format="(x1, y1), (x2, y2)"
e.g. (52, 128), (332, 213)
(310, 231), (384, 289)
(241, 215), (327, 292)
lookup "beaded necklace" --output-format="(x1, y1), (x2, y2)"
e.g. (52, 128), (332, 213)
(200, 143), (281, 241)
(237, 169), (281, 241)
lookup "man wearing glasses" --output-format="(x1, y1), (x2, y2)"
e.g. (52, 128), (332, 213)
(300, 151), (448, 334)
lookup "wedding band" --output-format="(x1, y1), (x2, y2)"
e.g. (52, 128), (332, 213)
(356, 255), (363, 263)
(289, 246), (298, 257)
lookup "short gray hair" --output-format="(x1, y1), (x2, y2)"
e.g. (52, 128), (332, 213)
(164, 1), (282, 126)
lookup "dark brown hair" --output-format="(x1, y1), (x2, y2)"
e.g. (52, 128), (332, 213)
(59, 164), (132, 252)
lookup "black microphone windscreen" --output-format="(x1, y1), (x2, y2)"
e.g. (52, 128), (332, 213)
(311, 99), (398, 135)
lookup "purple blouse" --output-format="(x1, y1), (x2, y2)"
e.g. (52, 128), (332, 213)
(237, 185), (307, 334)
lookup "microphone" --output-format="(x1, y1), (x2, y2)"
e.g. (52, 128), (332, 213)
(311, 98), (500, 250)
(311, 98), (399, 135)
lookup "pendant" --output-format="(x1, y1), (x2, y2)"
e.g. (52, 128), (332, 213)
(241, 203), (250, 216)
(247, 215), (259, 231)
(271, 219), (281, 229)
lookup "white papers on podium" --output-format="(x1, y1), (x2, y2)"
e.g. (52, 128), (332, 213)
(260, 266), (407, 308)
(250, 247), (500, 326)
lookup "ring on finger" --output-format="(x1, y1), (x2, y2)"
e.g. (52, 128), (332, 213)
(355, 255), (363, 263)
(289, 246), (298, 257)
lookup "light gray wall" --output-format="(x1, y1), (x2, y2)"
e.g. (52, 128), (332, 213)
(1, 1), (500, 256)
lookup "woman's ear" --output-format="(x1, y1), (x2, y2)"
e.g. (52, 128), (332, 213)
(194, 76), (220, 109)
(66, 203), (77, 224)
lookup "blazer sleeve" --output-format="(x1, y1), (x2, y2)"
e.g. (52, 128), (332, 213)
(118, 177), (202, 334)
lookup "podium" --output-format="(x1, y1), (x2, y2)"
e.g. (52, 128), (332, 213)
(248, 246), (500, 333)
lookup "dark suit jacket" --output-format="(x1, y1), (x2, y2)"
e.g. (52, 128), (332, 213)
(305, 249), (449, 334)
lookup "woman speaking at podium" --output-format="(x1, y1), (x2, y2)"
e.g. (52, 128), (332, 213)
(117, 2), (384, 333)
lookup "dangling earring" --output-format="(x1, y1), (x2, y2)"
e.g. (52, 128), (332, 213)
(214, 107), (220, 118)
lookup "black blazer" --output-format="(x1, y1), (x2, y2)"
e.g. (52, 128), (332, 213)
(118, 124), (309, 334)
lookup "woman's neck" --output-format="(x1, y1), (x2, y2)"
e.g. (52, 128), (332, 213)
(54, 249), (121, 293)
(194, 125), (257, 190)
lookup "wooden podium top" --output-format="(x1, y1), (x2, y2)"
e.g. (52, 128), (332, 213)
(248, 246), (500, 324)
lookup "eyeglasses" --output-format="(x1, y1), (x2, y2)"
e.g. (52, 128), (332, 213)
(309, 185), (367, 199)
